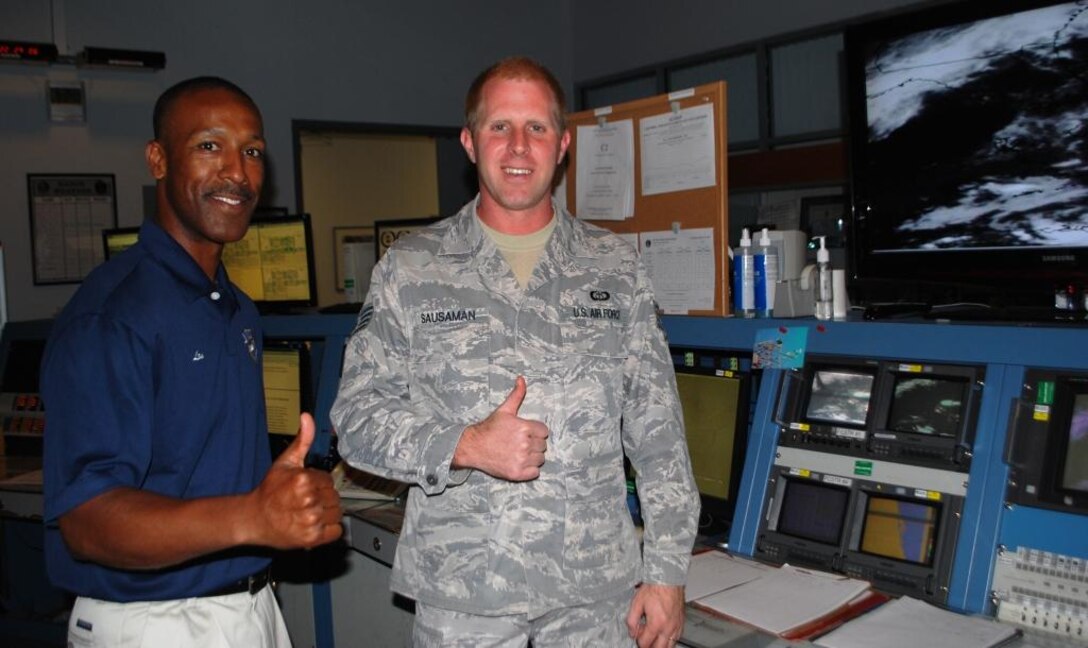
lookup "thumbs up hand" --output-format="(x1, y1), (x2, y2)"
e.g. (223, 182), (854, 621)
(452, 376), (550, 482)
(251, 413), (343, 549)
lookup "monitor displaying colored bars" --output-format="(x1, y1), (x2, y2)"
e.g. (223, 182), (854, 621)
(776, 478), (851, 546)
(886, 374), (969, 438)
(805, 368), (874, 428)
(858, 494), (939, 566)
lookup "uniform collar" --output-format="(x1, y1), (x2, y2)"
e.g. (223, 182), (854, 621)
(437, 195), (602, 265)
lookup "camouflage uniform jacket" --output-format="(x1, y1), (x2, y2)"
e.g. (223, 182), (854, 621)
(331, 199), (699, 618)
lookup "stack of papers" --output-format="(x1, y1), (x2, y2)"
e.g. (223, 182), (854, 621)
(814, 596), (1021, 648)
(686, 551), (878, 638)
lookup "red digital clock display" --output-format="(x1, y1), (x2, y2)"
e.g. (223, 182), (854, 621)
(0, 40), (58, 63)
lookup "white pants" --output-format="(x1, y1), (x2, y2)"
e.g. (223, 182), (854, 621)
(67, 586), (292, 648)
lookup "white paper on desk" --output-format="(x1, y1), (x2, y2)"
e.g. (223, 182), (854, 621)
(0, 468), (43, 487)
(685, 551), (771, 602)
(697, 564), (871, 635)
(813, 596), (1020, 648)
(576, 120), (635, 221)
(640, 103), (716, 196)
(639, 227), (715, 314)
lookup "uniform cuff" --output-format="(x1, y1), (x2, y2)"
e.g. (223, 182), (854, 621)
(417, 421), (471, 494)
(642, 549), (692, 586)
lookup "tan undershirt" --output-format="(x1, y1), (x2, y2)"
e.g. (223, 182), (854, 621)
(478, 215), (557, 288)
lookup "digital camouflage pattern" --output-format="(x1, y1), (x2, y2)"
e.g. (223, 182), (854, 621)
(331, 199), (698, 619)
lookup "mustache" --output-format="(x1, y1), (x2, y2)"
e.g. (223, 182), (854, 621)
(205, 185), (256, 202)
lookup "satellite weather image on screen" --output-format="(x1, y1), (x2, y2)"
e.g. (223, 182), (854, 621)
(887, 375), (966, 437)
(805, 370), (875, 427)
(863, 1), (1088, 252)
(1062, 393), (1088, 493)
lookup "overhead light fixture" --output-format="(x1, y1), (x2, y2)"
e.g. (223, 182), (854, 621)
(79, 47), (165, 71)
(0, 39), (58, 64)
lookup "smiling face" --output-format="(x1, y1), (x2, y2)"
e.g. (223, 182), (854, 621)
(146, 86), (265, 277)
(461, 77), (570, 234)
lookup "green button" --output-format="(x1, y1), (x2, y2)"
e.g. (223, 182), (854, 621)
(1037, 380), (1055, 406)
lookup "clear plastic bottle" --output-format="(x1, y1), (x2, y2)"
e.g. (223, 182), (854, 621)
(814, 235), (833, 321)
(733, 228), (755, 318)
(755, 227), (779, 317)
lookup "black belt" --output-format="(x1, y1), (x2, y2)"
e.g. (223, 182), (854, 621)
(206, 567), (272, 597)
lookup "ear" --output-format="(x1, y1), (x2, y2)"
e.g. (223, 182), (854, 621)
(557, 129), (571, 165)
(460, 127), (477, 164)
(145, 140), (167, 180)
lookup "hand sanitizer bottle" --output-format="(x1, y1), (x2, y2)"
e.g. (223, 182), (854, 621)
(814, 235), (833, 321)
(755, 228), (778, 317)
(733, 228), (755, 318)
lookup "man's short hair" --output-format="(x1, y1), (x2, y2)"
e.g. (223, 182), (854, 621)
(153, 76), (260, 140)
(464, 57), (567, 133)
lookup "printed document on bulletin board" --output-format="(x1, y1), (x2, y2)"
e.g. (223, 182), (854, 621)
(640, 103), (716, 196)
(639, 227), (715, 314)
(575, 119), (635, 221)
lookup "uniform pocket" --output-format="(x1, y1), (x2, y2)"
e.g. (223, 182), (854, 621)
(408, 309), (490, 422)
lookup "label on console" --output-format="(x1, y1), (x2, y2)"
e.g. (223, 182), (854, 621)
(788, 467), (812, 478)
(824, 474), (852, 487)
(833, 427), (866, 440)
(1033, 404), (1050, 422)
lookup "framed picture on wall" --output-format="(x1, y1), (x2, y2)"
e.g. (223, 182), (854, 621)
(27, 173), (118, 284)
(333, 226), (374, 293)
(374, 217), (442, 260)
(800, 195), (846, 249)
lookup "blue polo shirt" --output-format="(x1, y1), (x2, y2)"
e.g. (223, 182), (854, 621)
(42, 220), (271, 602)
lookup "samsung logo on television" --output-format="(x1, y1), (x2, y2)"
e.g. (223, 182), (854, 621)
(1041, 254), (1076, 263)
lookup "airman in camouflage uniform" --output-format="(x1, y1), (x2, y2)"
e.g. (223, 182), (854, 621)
(330, 57), (698, 647)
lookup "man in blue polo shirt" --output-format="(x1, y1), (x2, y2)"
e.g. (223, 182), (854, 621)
(41, 76), (342, 647)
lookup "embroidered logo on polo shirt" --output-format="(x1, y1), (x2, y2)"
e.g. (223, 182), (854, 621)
(192, 351), (205, 362)
(242, 328), (257, 362)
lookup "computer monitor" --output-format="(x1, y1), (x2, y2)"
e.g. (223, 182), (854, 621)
(840, 484), (963, 604)
(776, 357), (879, 455)
(671, 347), (751, 538)
(868, 362), (982, 470)
(102, 227), (140, 260)
(776, 477), (851, 547)
(756, 470), (853, 571)
(1060, 393), (1088, 494)
(102, 214), (318, 312)
(262, 340), (313, 458)
(886, 374), (967, 438)
(805, 368), (875, 428)
(1007, 370), (1088, 514)
(856, 494), (939, 566)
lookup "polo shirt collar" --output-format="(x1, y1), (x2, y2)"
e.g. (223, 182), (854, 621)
(138, 220), (237, 309)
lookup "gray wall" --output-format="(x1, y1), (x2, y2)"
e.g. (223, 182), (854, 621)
(570, 0), (929, 83)
(0, 0), (934, 322)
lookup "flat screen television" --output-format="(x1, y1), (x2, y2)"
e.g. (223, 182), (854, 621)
(844, 0), (1088, 313)
(102, 214), (318, 312)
